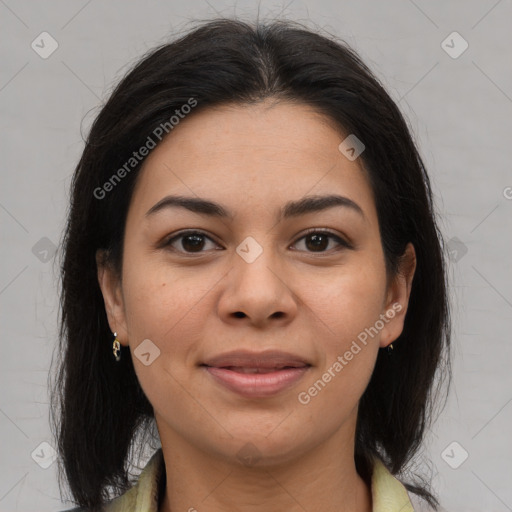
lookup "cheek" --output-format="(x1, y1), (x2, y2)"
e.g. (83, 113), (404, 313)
(304, 258), (387, 346)
(121, 262), (209, 405)
(120, 256), (202, 373)
(297, 256), (387, 396)
(121, 243), (206, 334)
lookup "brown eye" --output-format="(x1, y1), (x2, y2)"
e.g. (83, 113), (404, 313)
(305, 233), (329, 251)
(164, 231), (220, 254)
(162, 228), (351, 256)
(292, 230), (351, 253)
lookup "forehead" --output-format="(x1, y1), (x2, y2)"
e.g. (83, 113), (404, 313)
(127, 100), (377, 225)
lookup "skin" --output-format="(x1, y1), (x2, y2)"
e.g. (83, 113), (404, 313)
(97, 99), (416, 512)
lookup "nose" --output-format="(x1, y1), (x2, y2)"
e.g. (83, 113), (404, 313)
(217, 240), (298, 328)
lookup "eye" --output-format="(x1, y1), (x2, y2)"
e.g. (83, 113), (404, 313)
(291, 229), (352, 253)
(162, 228), (352, 255)
(163, 230), (221, 254)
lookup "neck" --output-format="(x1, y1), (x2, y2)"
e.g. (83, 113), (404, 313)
(157, 418), (372, 512)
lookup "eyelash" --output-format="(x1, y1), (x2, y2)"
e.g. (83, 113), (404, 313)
(162, 228), (352, 255)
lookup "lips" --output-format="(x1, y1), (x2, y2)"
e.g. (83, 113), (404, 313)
(200, 350), (311, 398)
(201, 349), (311, 370)
(222, 367), (291, 374)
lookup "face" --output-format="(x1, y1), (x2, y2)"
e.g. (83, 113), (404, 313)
(97, 99), (415, 466)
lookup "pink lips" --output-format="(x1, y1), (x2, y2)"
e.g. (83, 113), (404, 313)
(201, 349), (311, 398)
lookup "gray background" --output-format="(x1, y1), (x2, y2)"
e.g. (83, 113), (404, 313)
(1, 0), (511, 511)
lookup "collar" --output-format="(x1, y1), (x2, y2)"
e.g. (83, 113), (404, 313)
(104, 448), (414, 512)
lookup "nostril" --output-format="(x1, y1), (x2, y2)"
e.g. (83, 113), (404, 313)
(233, 312), (246, 318)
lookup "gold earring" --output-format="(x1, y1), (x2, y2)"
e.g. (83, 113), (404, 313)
(113, 332), (121, 362)
(387, 343), (394, 355)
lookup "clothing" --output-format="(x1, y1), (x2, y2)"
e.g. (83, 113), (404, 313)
(62, 448), (431, 511)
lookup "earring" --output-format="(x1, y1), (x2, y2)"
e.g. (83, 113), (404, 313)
(387, 343), (394, 355)
(113, 332), (121, 362)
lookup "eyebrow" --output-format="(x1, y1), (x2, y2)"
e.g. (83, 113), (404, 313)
(145, 194), (365, 221)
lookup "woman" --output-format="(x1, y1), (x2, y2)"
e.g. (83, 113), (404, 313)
(51, 17), (451, 512)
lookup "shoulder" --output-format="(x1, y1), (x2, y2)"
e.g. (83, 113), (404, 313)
(371, 457), (448, 512)
(408, 492), (450, 512)
(57, 494), (134, 512)
(57, 448), (165, 512)
(57, 485), (141, 512)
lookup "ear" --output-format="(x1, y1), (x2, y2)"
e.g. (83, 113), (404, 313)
(379, 242), (417, 348)
(96, 249), (129, 346)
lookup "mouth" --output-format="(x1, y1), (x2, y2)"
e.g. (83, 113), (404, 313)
(200, 359), (311, 398)
(206, 365), (306, 374)
(201, 364), (308, 373)
(199, 349), (312, 398)
(201, 349), (311, 370)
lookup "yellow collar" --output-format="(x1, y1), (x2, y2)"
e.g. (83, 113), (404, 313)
(105, 449), (414, 512)
(371, 457), (415, 511)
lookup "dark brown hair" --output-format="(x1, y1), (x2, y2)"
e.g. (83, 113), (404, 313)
(50, 16), (451, 511)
